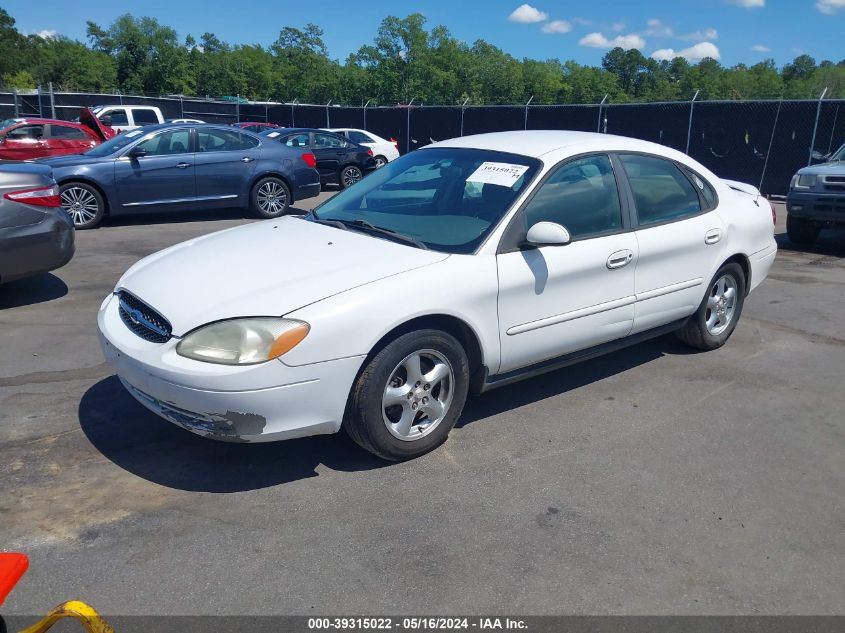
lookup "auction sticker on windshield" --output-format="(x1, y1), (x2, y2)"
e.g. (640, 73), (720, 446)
(467, 162), (529, 187)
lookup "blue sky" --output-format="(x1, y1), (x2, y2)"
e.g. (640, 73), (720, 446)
(4, 0), (843, 67)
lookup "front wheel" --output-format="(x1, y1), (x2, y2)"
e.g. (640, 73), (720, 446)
(59, 182), (105, 229)
(676, 262), (746, 351)
(251, 177), (290, 219)
(786, 215), (820, 246)
(344, 329), (470, 461)
(339, 165), (363, 189)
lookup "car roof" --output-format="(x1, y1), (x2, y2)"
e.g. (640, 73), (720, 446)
(2, 118), (86, 127)
(426, 130), (679, 159)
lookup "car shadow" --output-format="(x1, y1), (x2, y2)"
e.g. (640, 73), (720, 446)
(92, 205), (312, 229)
(78, 375), (386, 493)
(80, 334), (693, 492)
(775, 229), (845, 258)
(0, 273), (68, 309)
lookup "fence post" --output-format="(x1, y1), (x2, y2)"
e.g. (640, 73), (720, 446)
(597, 94), (608, 133)
(758, 98), (783, 193)
(236, 94), (240, 123)
(49, 82), (56, 119)
(325, 100), (332, 128)
(13, 89), (18, 117)
(180, 96), (184, 118)
(808, 87), (828, 166)
(36, 85), (43, 117)
(406, 98), (414, 154)
(826, 102), (840, 154)
(459, 97), (469, 136)
(363, 99), (370, 129)
(685, 89), (700, 155)
(118, 90), (123, 105)
(291, 99), (297, 127)
(524, 95), (533, 130)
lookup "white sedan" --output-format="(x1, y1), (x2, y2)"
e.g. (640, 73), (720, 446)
(330, 128), (400, 168)
(97, 131), (777, 461)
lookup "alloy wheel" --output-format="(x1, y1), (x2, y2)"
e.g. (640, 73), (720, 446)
(705, 274), (738, 335)
(60, 187), (99, 227)
(343, 167), (363, 187)
(382, 349), (454, 441)
(256, 181), (287, 215)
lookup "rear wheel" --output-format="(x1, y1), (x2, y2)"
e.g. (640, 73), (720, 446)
(676, 262), (746, 351)
(339, 165), (363, 189)
(373, 155), (388, 169)
(59, 182), (105, 229)
(251, 177), (290, 219)
(786, 215), (820, 246)
(344, 329), (470, 461)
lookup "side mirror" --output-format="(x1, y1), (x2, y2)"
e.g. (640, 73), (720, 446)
(525, 221), (571, 247)
(811, 150), (828, 162)
(100, 115), (112, 126)
(128, 147), (147, 159)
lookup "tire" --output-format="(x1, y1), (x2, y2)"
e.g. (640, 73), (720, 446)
(676, 262), (746, 351)
(339, 165), (364, 189)
(344, 329), (470, 461)
(59, 182), (105, 229)
(251, 177), (290, 219)
(373, 155), (388, 169)
(786, 215), (819, 246)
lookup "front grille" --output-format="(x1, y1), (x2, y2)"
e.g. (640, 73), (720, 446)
(117, 291), (172, 343)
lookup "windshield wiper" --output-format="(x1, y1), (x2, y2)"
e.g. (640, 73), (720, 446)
(333, 218), (429, 250)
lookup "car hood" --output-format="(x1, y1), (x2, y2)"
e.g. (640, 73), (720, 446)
(116, 216), (449, 336)
(797, 161), (844, 176)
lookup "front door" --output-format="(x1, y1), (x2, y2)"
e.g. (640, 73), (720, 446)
(0, 123), (48, 160)
(194, 127), (260, 207)
(114, 128), (196, 209)
(496, 154), (637, 374)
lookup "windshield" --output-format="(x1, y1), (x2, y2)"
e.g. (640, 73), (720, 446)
(0, 118), (21, 131)
(83, 128), (147, 157)
(308, 147), (540, 254)
(830, 143), (845, 162)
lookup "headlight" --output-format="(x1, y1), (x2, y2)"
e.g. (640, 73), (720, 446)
(791, 174), (816, 189)
(176, 318), (309, 365)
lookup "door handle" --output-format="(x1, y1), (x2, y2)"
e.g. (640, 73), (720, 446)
(175, 162), (191, 169)
(704, 229), (722, 245)
(241, 157), (255, 163)
(607, 249), (634, 269)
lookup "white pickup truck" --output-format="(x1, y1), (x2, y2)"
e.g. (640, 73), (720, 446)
(90, 105), (164, 133)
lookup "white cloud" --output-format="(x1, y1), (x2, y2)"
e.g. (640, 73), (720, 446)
(751, 44), (771, 52)
(571, 17), (593, 26)
(611, 22), (626, 32)
(36, 29), (57, 39)
(541, 20), (572, 34)
(680, 28), (719, 41)
(725, 0), (765, 7)
(817, 0), (845, 13)
(579, 32), (646, 50)
(508, 4), (548, 23)
(645, 18), (673, 37)
(651, 41), (721, 62)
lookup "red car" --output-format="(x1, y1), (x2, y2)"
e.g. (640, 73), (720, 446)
(232, 121), (282, 133)
(0, 108), (115, 161)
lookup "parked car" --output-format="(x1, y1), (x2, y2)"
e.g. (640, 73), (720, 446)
(233, 122), (281, 133)
(786, 142), (845, 245)
(167, 118), (205, 124)
(0, 163), (74, 283)
(329, 128), (399, 168)
(37, 123), (320, 229)
(262, 128), (376, 188)
(97, 130), (777, 460)
(90, 105), (164, 133)
(0, 109), (115, 161)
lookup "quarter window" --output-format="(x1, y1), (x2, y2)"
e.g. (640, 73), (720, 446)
(521, 154), (623, 239)
(49, 125), (89, 140)
(197, 128), (258, 152)
(101, 109), (129, 126)
(135, 129), (191, 156)
(620, 154), (702, 226)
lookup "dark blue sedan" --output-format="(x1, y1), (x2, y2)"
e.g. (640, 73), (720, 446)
(38, 124), (321, 229)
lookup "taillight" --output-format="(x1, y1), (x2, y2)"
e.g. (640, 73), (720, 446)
(770, 201), (777, 225)
(301, 152), (317, 168)
(367, 148), (374, 157)
(3, 185), (61, 208)
(390, 137), (398, 148)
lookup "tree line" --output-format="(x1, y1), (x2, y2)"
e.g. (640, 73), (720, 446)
(1, 8), (842, 105)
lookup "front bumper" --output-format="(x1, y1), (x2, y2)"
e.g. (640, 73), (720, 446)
(786, 191), (845, 225)
(97, 293), (364, 442)
(0, 210), (74, 283)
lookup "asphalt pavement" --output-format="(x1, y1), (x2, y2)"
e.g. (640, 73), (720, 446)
(1, 201), (843, 616)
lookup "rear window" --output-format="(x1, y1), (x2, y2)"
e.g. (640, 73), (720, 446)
(49, 125), (89, 140)
(132, 109), (160, 125)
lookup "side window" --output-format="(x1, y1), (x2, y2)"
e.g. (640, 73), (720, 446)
(522, 154), (623, 239)
(620, 154), (702, 226)
(101, 109), (129, 126)
(313, 133), (346, 149)
(135, 129), (191, 156)
(6, 124), (45, 140)
(283, 133), (310, 148)
(347, 130), (373, 144)
(49, 125), (89, 140)
(197, 128), (258, 152)
(132, 109), (160, 125)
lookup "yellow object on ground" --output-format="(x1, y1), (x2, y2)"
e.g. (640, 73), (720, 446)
(17, 600), (114, 633)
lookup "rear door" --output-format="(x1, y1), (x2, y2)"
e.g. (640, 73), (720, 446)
(194, 127), (260, 206)
(45, 123), (97, 157)
(114, 127), (196, 209)
(618, 153), (727, 334)
(312, 132), (349, 179)
(129, 108), (161, 128)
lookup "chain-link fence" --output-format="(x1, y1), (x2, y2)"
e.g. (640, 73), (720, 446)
(1, 87), (841, 196)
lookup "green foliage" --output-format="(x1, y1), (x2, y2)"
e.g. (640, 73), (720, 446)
(0, 8), (842, 104)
